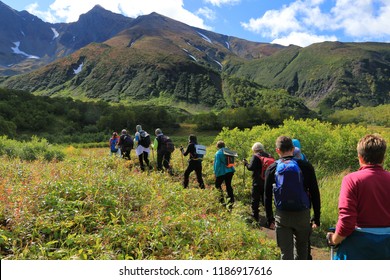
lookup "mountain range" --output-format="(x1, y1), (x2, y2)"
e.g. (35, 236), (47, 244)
(0, 1), (389, 114)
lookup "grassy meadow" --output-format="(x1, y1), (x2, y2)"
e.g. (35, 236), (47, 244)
(1, 119), (389, 260)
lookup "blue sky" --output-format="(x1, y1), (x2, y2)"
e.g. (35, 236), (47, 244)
(2, 0), (390, 47)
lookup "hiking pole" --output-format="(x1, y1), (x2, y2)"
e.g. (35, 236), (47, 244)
(327, 227), (336, 260)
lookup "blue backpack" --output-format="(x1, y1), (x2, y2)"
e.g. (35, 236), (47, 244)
(110, 138), (118, 152)
(273, 158), (310, 211)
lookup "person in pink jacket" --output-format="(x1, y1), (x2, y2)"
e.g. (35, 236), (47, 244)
(327, 134), (390, 259)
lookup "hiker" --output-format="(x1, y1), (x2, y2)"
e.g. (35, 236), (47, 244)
(292, 138), (307, 161)
(243, 142), (274, 222)
(213, 140), (235, 209)
(153, 128), (173, 174)
(264, 136), (321, 260)
(180, 134), (205, 189)
(118, 129), (133, 160)
(109, 131), (120, 156)
(327, 134), (390, 260)
(134, 125), (151, 171)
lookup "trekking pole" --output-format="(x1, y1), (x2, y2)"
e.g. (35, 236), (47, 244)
(327, 227), (336, 260)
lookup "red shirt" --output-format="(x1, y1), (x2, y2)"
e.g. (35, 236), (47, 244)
(336, 165), (390, 237)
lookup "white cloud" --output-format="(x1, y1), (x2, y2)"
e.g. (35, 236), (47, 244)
(241, 0), (390, 47)
(330, 0), (390, 38)
(271, 32), (338, 47)
(196, 7), (216, 21)
(241, 6), (303, 37)
(27, 0), (210, 30)
(26, 3), (59, 23)
(204, 0), (241, 7)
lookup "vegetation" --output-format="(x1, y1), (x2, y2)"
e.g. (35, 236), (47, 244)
(0, 88), (187, 143)
(214, 118), (390, 232)
(1, 119), (389, 260)
(327, 104), (390, 127)
(0, 136), (64, 162)
(225, 42), (390, 112)
(0, 87), (319, 144)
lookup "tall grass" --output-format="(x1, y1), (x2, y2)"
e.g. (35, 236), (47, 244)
(2, 119), (389, 260)
(0, 147), (279, 260)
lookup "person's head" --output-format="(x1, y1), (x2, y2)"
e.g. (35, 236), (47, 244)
(216, 140), (225, 149)
(252, 142), (264, 153)
(293, 147), (302, 159)
(275, 136), (294, 156)
(136, 125), (142, 132)
(189, 134), (197, 144)
(121, 129), (127, 135)
(155, 128), (162, 135)
(357, 134), (387, 165)
(112, 132), (118, 137)
(292, 138), (302, 149)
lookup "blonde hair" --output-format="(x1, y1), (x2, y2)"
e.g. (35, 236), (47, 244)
(357, 134), (386, 164)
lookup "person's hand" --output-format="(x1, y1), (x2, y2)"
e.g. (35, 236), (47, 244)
(242, 158), (248, 165)
(326, 232), (335, 246)
(268, 222), (275, 230)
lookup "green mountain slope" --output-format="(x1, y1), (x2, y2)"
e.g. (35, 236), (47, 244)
(225, 42), (390, 113)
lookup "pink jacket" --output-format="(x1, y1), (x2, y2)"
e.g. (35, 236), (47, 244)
(336, 165), (390, 237)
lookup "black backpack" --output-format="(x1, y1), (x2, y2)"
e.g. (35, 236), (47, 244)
(122, 135), (134, 149)
(138, 131), (151, 148)
(159, 135), (175, 153)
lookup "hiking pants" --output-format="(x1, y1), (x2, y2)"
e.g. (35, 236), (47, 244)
(251, 180), (264, 221)
(275, 209), (311, 260)
(121, 147), (131, 160)
(183, 160), (205, 189)
(215, 172), (235, 205)
(138, 151), (150, 170)
(157, 151), (171, 171)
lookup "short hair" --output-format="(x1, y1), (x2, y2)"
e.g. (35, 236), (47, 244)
(252, 142), (264, 152)
(189, 134), (197, 144)
(216, 140), (225, 149)
(357, 134), (386, 164)
(155, 128), (162, 135)
(275, 136), (294, 153)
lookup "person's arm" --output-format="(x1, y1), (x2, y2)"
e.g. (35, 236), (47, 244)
(214, 151), (222, 176)
(246, 155), (260, 171)
(264, 164), (276, 228)
(327, 232), (346, 245)
(300, 161), (321, 226)
(182, 143), (193, 157)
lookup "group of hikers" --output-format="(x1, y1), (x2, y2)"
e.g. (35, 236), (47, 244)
(110, 127), (390, 260)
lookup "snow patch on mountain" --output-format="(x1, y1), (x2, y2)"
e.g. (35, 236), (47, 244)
(214, 60), (223, 69)
(197, 32), (212, 44)
(51, 28), (59, 40)
(11, 42), (39, 59)
(73, 62), (83, 74)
